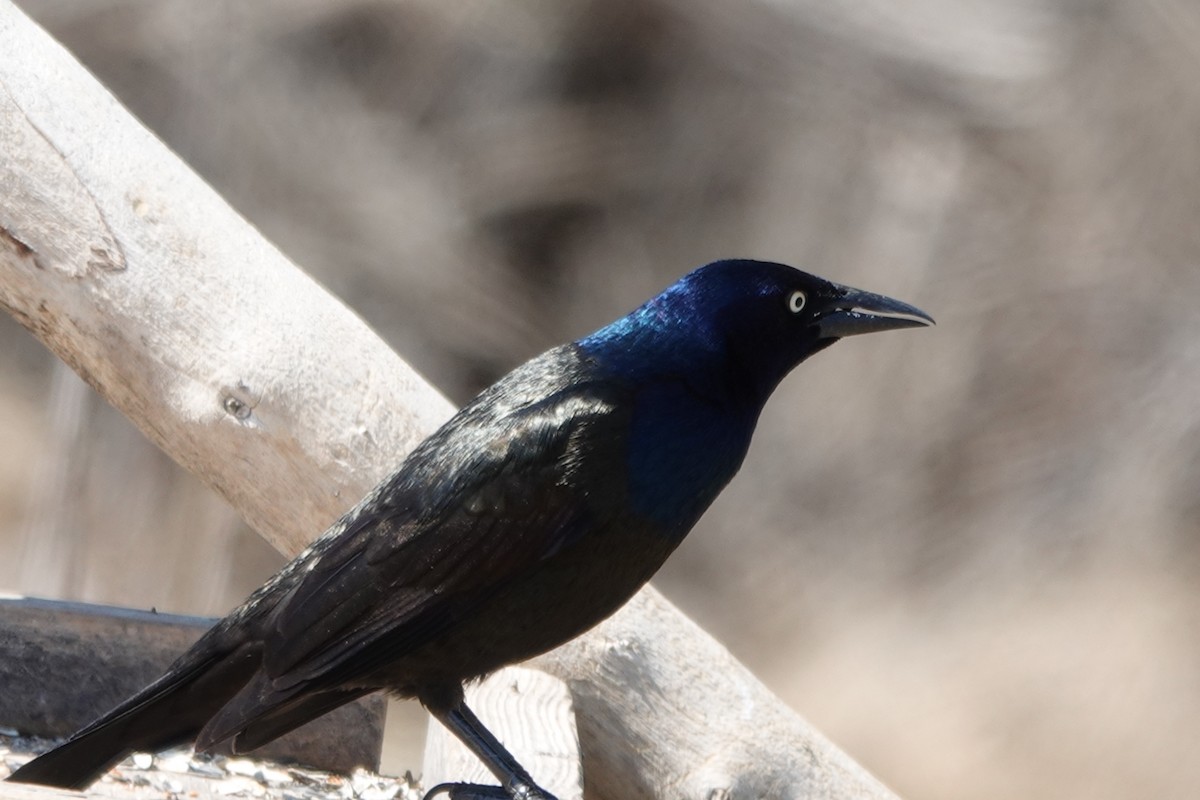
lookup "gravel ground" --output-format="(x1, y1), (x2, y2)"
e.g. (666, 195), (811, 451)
(0, 731), (424, 800)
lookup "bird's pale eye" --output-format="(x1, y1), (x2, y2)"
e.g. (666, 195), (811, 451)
(786, 289), (807, 314)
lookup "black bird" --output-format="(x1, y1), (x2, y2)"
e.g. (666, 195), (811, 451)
(7, 260), (932, 799)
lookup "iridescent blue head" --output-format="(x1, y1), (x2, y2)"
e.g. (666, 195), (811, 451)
(579, 259), (934, 409)
(575, 259), (932, 532)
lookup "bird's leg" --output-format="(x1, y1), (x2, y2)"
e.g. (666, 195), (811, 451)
(421, 687), (559, 800)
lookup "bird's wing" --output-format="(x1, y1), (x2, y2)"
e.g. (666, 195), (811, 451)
(257, 378), (625, 690)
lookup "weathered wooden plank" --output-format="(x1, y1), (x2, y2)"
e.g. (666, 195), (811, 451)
(422, 667), (583, 800)
(0, 597), (385, 774)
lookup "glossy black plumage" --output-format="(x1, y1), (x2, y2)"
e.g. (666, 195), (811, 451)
(8, 260), (932, 799)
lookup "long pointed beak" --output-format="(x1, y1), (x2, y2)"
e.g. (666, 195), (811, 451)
(816, 288), (935, 339)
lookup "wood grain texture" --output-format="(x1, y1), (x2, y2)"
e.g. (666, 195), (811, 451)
(0, 2), (454, 558)
(422, 667), (583, 800)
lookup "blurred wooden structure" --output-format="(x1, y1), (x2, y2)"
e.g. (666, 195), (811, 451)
(0, 597), (386, 774)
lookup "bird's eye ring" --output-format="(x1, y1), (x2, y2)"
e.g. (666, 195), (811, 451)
(786, 290), (806, 314)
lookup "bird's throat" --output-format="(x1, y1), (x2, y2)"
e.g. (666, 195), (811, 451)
(623, 382), (758, 534)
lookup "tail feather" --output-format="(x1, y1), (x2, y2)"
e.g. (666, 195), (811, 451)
(7, 645), (259, 789)
(5, 721), (189, 791)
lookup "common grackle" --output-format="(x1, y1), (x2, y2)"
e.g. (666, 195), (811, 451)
(7, 260), (932, 799)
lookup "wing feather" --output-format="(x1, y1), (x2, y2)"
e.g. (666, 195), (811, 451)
(259, 375), (623, 689)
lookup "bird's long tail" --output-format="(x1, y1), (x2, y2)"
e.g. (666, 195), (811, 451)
(7, 645), (259, 790)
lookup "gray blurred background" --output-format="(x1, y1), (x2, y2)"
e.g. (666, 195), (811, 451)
(2, 1), (1199, 799)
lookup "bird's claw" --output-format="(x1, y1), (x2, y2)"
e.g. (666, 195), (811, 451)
(422, 782), (506, 800)
(421, 781), (559, 800)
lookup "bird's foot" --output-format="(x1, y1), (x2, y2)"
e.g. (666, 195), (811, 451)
(422, 783), (505, 800)
(422, 781), (559, 800)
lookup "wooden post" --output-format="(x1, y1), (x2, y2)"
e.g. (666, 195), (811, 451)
(422, 668), (583, 800)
